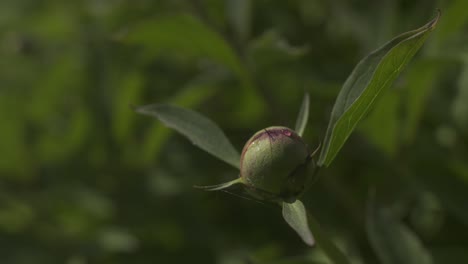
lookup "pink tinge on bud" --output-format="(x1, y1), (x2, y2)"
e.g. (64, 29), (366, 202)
(239, 126), (312, 201)
(283, 129), (292, 137)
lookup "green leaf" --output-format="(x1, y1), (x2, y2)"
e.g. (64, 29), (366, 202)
(282, 200), (315, 246)
(282, 200), (351, 264)
(318, 12), (440, 167)
(123, 13), (265, 126)
(367, 197), (433, 264)
(135, 104), (240, 169)
(124, 14), (243, 76)
(140, 75), (220, 166)
(194, 178), (242, 191)
(295, 93), (310, 137)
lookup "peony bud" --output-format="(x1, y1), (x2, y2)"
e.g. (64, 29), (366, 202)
(239, 126), (314, 203)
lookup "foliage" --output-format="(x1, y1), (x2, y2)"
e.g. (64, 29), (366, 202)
(318, 12), (439, 166)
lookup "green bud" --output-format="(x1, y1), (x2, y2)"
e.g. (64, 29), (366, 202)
(196, 126), (316, 203)
(239, 126), (313, 203)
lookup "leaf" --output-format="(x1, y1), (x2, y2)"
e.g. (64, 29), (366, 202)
(295, 93), (310, 137)
(194, 178), (242, 191)
(124, 14), (244, 76)
(135, 104), (240, 169)
(282, 200), (349, 264)
(318, 12), (440, 167)
(139, 74), (220, 165)
(123, 13), (265, 126)
(282, 200), (315, 246)
(367, 197), (433, 264)
(282, 201), (351, 264)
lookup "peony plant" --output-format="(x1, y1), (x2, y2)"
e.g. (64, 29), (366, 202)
(135, 12), (439, 264)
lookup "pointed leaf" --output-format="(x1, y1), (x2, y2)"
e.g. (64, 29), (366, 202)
(295, 93), (310, 137)
(282, 200), (315, 246)
(140, 75), (222, 165)
(318, 12), (440, 167)
(194, 178), (242, 191)
(367, 197), (433, 264)
(282, 200), (351, 264)
(136, 104), (240, 168)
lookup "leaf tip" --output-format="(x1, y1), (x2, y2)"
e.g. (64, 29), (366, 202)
(304, 236), (316, 247)
(282, 200), (316, 247)
(194, 179), (242, 191)
(133, 104), (161, 117)
(428, 9), (441, 30)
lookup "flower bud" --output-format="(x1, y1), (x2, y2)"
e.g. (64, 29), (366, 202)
(240, 126), (313, 203)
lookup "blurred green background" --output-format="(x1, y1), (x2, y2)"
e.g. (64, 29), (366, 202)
(0, 0), (467, 263)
